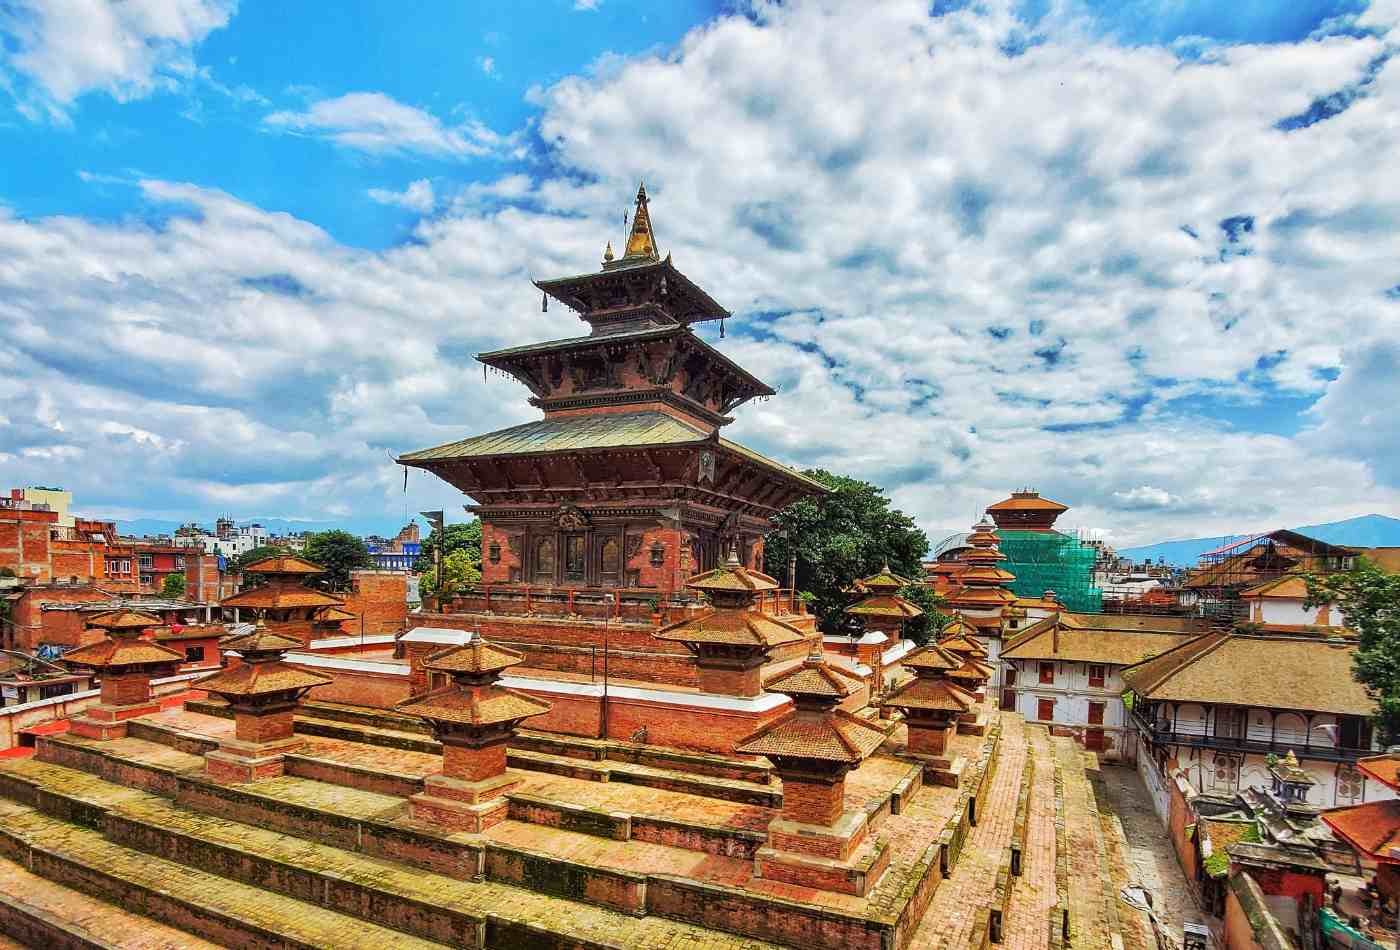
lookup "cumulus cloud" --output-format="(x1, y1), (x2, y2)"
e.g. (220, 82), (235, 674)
(368, 179), (437, 213)
(4, 0), (1400, 542)
(0, 0), (234, 118)
(264, 92), (508, 158)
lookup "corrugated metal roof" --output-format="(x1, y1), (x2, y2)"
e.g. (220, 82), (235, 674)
(400, 411), (709, 461)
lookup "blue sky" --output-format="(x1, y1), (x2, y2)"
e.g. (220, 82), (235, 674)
(2, 0), (1398, 546)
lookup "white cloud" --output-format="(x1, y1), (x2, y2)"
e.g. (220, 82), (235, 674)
(368, 179), (437, 213)
(0, 0), (234, 117)
(264, 92), (508, 158)
(479, 56), (497, 77)
(5, 0), (1400, 542)
(574, 0), (601, 10)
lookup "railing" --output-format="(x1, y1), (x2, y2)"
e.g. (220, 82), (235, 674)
(440, 584), (806, 625)
(1131, 708), (1370, 763)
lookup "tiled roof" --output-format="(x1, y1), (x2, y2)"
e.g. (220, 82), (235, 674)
(397, 684), (550, 727)
(1240, 574), (1311, 599)
(845, 594), (923, 619)
(1120, 632), (1373, 716)
(221, 629), (303, 654)
(62, 637), (184, 669)
(1321, 800), (1400, 862)
(655, 609), (805, 648)
(1358, 754), (1400, 791)
(399, 411), (708, 461)
(425, 639), (527, 675)
(685, 554), (779, 594)
(884, 676), (975, 713)
(86, 609), (162, 632)
(221, 586), (344, 610)
(198, 661), (332, 697)
(938, 630), (989, 658)
(1001, 618), (1196, 666)
(1066, 614), (1206, 634)
(240, 556), (325, 575)
(859, 566), (910, 592)
(946, 586), (1017, 605)
(314, 606), (357, 622)
(735, 708), (888, 763)
(902, 643), (962, 673)
(987, 492), (1068, 513)
(765, 654), (863, 699)
(948, 657), (994, 683)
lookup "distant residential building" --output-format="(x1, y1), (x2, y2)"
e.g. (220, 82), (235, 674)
(1000, 613), (1204, 760)
(0, 649), (92, 706)
(1123, 629), (1387, 809)
(1179, 529), (1359, 625)
(20, 488), (72, 528)
(365, 522), (422, 572)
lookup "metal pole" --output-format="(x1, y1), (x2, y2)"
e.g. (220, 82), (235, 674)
(601, 593), (614, 740)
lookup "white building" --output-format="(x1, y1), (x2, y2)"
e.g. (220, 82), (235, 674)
(1000, 613), (1203, 761)
(1239, 574), (1345, 629)
(1122, 629), (1389, 808)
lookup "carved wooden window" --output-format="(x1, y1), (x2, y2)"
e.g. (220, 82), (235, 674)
(564, 533), (587, 583)
(1336, 765), (1365, 803)
(599, 536), (621, 586)
(534, 537), (556, 585)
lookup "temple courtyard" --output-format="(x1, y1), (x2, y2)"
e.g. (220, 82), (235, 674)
(0, 691), (1183, 949)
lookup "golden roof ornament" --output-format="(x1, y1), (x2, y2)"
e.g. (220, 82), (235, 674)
(622, 181), (659, 262)
(603, 240), (614, 263)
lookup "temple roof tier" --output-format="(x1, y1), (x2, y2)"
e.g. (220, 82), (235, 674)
(197, 661), (332, 697)
(845, 594), (923, 619)
(686, 551), (780, 595)
(858, 565), (912, 593)
(425, 639), (528, 677)
(884, 676), (976, 713)
(240, 556), (326, 576)
(63, 636), (184, 670)
(396, 684), (551, 728)
(901, 643), (963, 674)
(765, 652), (864, 700)
(86, 609), (163, 634)
(221, 586), (346, 610)
(735, 707), (887, 763)
(655, 609), (806, 649)
(221, 628), (304, 655)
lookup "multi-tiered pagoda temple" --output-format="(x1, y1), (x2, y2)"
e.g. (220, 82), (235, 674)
(401, 185), (826, 594)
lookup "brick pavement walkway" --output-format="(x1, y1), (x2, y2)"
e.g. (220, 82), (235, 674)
(909, 716), (1029, 948)
(1001, 725), (1058, 948)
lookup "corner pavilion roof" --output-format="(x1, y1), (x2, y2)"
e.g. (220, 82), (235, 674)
(859, 566), (911, 593)
(197, 660), (332, 697)
(221, 628), (303, 654)
(846, 594), (924, 619)
(86, 609), (162, 632)
(765, 653), (864, 700)
(735, 707), (888, 764)
(221, 585), (344, 611)
(63, 636), (184, 670)
(397, 683), (550, 728)
(884, 676), (976, 713)
(948, 657), (995, 683)
(939, 629), (989, 658)
(426, 639), (527, 676)
(240, 556), (325, 575)
(655, 610), (805, 649)
(902, 643), (963, 674)
(686, 553), (780, 595)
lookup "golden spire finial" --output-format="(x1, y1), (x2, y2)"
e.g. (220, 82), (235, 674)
(622, 181), (659, 262)
(603, 241), (614, 263)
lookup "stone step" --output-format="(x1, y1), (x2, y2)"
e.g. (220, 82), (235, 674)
(0, 848), (223, 950)
(508, 747), (782, 807)
(0, 754), (786, 948)
(0, 803), (450, 950)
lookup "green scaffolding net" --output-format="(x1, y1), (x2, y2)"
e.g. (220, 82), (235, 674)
(997, 530), (1102, 613)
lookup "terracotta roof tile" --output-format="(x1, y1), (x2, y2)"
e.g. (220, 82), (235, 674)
(198, 661), (332, 697)
(765, 655), (862, 699)
(1321, 800), (1400, 862)
(397, 684), (550, 727)
(1000, 621), (1196, 666)
(426, 639), (527, 675)
(221, 629), (304, 654)
(845, 594), (923, 619)
(241, 556), (326, 575)
(685, 553), (780, 594)
(221, 587), (344, 610)
(655, 609), (806, 648)
(858, 566), (910, 592)
(735, 709), (887, 763)
(1358, 754), (1400, 791)
(902, 643), (962, 673)
(1241, 574), (1311, 599)
(63, 638), (184, 669)
(883, 676), (976, 713)
(86, 609), (162, 632)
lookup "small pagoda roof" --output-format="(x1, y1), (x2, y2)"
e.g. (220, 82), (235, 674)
(958, 565), (1017, 584)
(735, 708), (887, 764)
(655, 610), (805, 649)
(902, 643), (963, 673)
(987, 491), (1069, 513)
(846, 594), (923, 619)
(221, 586), (344, 610)
(314, 606), (357, 623)
(765, 653), (863, 700)
(197, 660), (331, 697)
(534, 256), (730, 325)
(1321, 800), (1400, 863)
(948, 657), (995, 682)
(86, 609), (162, 632)
(884, 676), (976, 713)
(240, 556), (325, 575)
(939, 629), (989, 658)
(63, 637), (183, 670)
(686, 552), (779, 594)
(221, 628), (303, 654)
(397, 684), (550, 728)
(425, 639), (527, 676)
(859, 565), (910, 592)
(946, 586), (1018, 606)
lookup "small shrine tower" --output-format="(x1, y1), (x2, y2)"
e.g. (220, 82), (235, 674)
(61, 610), (185, 740)
(882, 642), (974, 758)
(220, 556), (346, 645)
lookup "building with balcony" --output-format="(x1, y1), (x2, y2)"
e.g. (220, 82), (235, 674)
(1122, 629), (1388, 809)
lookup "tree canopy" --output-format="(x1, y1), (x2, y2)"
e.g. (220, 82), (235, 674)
(302, 530), (373, 591)
(421, 549), (481, 603)
(160, 573), (186, 599)
(763, 469), (931, 634)
(415, 520), (482, 574)
(1307, 560), (1400, 743)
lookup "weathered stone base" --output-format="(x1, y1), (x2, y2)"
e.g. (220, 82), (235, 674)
(408, 791), (510, 834)
(205, 748), (292, 784)
(68, 717), (131, 741)
(754, 836), (889, 896)
(956, 711), (988, 736)
(68, 699), (163, 740)
(767, 808), (869, 862)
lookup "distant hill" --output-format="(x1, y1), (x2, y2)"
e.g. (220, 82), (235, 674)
(1118, 513), (1400, 567)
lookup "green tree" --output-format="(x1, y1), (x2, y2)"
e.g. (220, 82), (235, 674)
(228, 545), (289, 577)
(415, 520), (483, 574)
(420, 549), (481, 602)
(899, 583), (951, 645)
(160, 573), (187, 599)
(1306, 560), (1400, 743)
(302, 530), (373, 591)
(763, 469), (930, 633)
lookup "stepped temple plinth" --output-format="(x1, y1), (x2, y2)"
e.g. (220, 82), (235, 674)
(199, 624), (333, 782)
(61, 610), (184, 740)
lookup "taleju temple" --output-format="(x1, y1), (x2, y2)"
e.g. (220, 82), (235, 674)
(0, 186), (1151, 949)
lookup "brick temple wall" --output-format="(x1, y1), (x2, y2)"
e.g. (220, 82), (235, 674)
(339, 570), (409, 635)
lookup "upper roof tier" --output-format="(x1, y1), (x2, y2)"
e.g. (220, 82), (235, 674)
(986, 490), (1069, 531)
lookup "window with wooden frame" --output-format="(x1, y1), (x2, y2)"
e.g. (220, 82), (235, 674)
(1038, 662), (1055, 685)
(1088, 664), (1106, 688)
